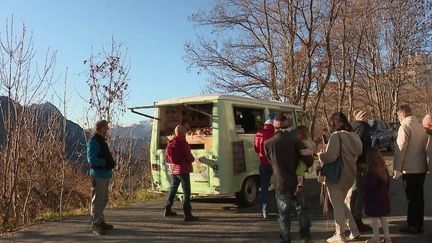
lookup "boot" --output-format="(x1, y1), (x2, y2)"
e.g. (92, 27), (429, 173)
(163, 207), (177, 217)
(184, 213), (199, 221)
(355, 219), (372, 233)
(100, 221), (114, 230)
(92, 223), (106, 235)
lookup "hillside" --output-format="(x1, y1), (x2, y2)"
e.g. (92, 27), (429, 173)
(0, 96), (152, 163)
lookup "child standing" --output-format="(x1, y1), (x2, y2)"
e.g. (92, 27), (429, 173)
(364, 148), (392, 243)
(296, 125), (315, 195)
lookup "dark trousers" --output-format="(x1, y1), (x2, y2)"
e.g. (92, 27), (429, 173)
(166, 173), (192, 214)
(350, 172), (366, 220)
(402, 173), (426, 229)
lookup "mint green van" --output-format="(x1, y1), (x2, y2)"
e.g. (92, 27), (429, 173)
(129, 95), (306, 206)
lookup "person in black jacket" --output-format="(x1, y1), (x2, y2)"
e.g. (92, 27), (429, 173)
(264, 114), (314, 243)
(350, 110), (373, 232)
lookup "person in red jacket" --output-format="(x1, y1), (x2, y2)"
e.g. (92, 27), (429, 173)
(254, 113), (275, 218)
(163, 124), (198, 221)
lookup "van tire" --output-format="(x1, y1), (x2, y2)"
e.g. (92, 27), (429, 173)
(235, 176), (258, 207)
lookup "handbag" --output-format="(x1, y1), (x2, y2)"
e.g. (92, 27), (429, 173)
(321, 133), (343, 184)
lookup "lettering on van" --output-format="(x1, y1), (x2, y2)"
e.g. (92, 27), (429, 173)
(232, 141), (246, 174)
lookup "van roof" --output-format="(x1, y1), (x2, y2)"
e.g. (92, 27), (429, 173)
(152, 94), (302, 109)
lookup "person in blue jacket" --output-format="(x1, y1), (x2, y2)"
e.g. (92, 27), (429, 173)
(87, 120), (116, 235)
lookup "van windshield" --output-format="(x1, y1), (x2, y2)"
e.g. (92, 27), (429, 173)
(158, 103), (213, 150)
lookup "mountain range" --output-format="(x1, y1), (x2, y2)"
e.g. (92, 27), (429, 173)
(0, 96), (152, 162)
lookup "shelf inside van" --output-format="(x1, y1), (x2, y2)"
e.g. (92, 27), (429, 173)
(186, 135), (212, 150)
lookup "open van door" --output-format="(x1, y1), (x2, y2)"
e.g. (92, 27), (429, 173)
(129, 102), (217, 196)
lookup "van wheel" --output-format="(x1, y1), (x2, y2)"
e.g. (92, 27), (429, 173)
(235, 176), (258, 207)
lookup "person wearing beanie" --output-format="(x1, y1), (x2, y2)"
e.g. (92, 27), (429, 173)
(163, 124), (199, 221)
(350, 110), (373, 232)
(264, 114), (313, 242)
(254, 112), (275, 218)
(354, 110), (370, 122)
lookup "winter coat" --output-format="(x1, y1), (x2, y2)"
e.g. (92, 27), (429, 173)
(318, 131), (362, 191)
(87, 133), (113, 179)
(165, 136), (194, 175)
(254, 124), (275, 164)
(394, 116), (428, 173)
(351, 121), (372, 165)
(264, 129), (313, 193)
(364, 170), (390, 217)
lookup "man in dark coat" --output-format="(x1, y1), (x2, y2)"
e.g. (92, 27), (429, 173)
(264, 114), (314, 243)
(350, 110), (373, 232)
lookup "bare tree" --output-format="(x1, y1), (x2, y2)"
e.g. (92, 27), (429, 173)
(0, 18), (55, 228)
(186, 0), (345, 137)
(355, 0), (431, 120)
(84, 37), (150, 202)
(186, 0), (431, 136)
(84, 37), (130, 123)
(0, 18), (91, 230)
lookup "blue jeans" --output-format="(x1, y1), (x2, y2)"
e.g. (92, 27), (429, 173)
(276, 190), (311, 242)
(166, 173), (192, 213)
(259, 163), (273, 209)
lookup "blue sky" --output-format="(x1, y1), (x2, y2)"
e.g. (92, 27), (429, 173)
(0, 0), (213, 126)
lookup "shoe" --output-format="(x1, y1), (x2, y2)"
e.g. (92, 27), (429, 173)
(348, 232), (360, 240)
(399, 225), (423, 234)
(301, 233), (313, 243)
(384, 237), (392, 243)
(184, 214), (199, 221)
(100, 221), (114, 230)
(326, 234), (347, 243)
(303, 237), (313, 243)
(163, 208), (177, 217)
(279, 234), (291, 243)
(92, 223), (106, 235)
(366, 237), (380, 243)
(355, 219), (372, 233)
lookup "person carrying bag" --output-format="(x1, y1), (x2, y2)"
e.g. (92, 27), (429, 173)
(317, 112), (363, 243)
(321, 133), (343, 184)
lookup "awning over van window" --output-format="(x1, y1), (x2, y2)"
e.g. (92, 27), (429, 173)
(128, 105), (161, 120)
(128, 103), (216, 120)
